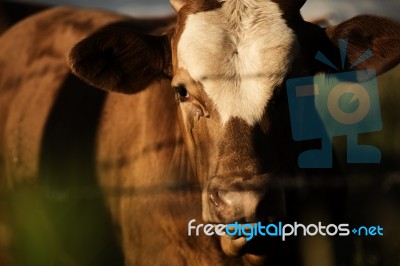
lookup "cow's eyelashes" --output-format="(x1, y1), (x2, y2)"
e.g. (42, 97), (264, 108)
(174, 85), (190, 102)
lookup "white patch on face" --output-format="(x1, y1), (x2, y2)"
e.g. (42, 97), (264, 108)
(177, 0), (299, 125)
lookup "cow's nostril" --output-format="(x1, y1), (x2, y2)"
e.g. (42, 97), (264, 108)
(209, 189), (224, 207)
(209, 189), (240, 207)
(208, 189), (249, 222)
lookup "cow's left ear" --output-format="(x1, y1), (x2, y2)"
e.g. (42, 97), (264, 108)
(67, 21), (171, 94)
(326, 15), (400, 75)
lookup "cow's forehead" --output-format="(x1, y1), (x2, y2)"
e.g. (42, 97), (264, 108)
(176, 0), (299, 125)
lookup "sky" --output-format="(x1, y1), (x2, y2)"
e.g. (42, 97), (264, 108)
(7, 0), (400, 22)
(302, 0), (400, 23)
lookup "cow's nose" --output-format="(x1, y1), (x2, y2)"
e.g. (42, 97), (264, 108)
(203, 173), (285, 224)
(209, 188), (259, 222)
(210, 189), (234, 207)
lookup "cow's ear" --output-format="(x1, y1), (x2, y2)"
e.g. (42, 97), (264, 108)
(67, 21), (171, 94)
(326, 15), (400, 75)
(170, 0), (186, 12)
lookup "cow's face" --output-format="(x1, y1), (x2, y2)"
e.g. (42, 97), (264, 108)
(68, 0), (400, 257)
(169, 0), (302, 225)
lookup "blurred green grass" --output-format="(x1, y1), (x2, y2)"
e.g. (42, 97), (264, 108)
(2, 182), (125, 266)
(375, 64), (400, 161)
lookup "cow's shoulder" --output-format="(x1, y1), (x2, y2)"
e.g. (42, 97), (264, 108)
(0, 6), (129, 96)
(0, 7), (128, 185)
(0, 6), (128, 64)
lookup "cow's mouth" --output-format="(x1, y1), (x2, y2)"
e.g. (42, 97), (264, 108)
(219, 230), (279, 262)
(216, 217), (281, 257)
(220, 234), (247, 256)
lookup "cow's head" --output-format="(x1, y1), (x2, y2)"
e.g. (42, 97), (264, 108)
(68, 0), (400, 257)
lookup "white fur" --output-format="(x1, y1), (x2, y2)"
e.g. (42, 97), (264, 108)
(177, 0), (299, 125)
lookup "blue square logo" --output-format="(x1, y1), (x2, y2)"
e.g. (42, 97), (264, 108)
(286, 40), (382, 168)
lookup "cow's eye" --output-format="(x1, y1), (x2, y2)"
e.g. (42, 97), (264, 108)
(174, 86), (190, 102)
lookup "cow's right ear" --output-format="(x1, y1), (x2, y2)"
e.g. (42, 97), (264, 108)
(67, 21), (172, 94)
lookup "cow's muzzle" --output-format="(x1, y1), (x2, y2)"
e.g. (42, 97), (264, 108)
(202, 173), (285, 224)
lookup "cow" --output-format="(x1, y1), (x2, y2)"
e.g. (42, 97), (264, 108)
(1, 0), (400, 265)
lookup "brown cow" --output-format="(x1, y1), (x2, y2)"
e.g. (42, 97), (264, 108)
(69, 0), (400, 260)
(1, 1), (400, 266)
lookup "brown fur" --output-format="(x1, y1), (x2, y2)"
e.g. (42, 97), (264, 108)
(68, 18), (176, 94)
(0, 6), (247, 266)
(1, 1), (400, 266)
(326, 15), (400, 74)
